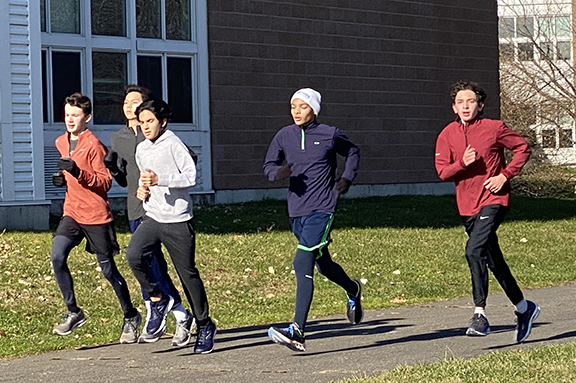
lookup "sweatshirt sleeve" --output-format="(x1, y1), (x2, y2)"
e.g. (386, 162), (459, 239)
(434, 129), (467, 181)
(76, 142), (112, 192)
(334, 129), (360, 182)
(498, 122), (531, 180)
(156, 141), (196, 188)
(263, 132), (285, 182)
(109, 134), (128, 188)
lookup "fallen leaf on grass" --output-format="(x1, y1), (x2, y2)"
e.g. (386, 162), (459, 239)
(391, 297), (407, 304)
(265, 293), (275, 298)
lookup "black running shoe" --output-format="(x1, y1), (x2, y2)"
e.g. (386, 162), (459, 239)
(515, 300), (540, 343)
(194, 319), (217, 354)
(268, 322), (306, 352)
(346, 279), (363, 325)
(466, 313), (490, 336)
(141, 294), (174, 342)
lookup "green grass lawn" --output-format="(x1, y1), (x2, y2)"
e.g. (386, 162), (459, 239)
(1, 195), (576, 360)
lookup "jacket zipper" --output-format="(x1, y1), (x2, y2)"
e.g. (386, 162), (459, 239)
(301, 128), (305, 151)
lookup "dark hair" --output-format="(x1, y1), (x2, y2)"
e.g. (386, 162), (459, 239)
(124, 84), (153, 102)
(64, 92), (92, 115)
(135, 99), (171, 123)
(450, 80), (487, 108)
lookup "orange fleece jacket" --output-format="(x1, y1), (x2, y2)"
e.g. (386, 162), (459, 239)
(55, 129), (113, 225)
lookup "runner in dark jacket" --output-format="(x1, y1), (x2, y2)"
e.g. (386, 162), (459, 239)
(264, 88), (362, 352)
(435, 80), (539, 343)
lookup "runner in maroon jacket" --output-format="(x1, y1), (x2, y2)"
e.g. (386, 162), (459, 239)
(435, 80), (540, 343)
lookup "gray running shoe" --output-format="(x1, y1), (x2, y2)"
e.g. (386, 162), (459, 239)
(119, 312), (141, 344)
(172, 312), (195, 347)
(53, 310), (86, 336)
(466, 313), (490, 336)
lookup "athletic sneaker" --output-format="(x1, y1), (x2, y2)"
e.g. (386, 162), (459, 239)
(119, 312), (141, 344)
(268, 322), (306, 352)
(346, 279), (364, 325)
(53, 310), (86, 336)
(515, 300), (540, 343)
(139, 295), (174, 343)
(194, 319), (217, 354)
(466, 313), (490, 336)
(172, 312), (195, 347)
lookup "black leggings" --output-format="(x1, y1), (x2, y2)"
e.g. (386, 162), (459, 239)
(293, 246), (358, 331)
(51, 217), (135, 317)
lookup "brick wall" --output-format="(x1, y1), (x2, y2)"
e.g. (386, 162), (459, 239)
(207, 0), (500, 190)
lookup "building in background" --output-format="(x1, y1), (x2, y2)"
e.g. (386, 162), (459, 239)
(0, 1), (501, 229)
(498, 0), (575, 165)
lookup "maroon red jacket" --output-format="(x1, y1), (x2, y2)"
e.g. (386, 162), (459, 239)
(434, 117), (531, 216)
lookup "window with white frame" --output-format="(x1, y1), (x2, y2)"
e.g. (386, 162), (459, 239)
(40, 0), (200, 129)
(498, 14), (572, 62)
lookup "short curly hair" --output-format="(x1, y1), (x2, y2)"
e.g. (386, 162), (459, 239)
(450, 80), (486, 103)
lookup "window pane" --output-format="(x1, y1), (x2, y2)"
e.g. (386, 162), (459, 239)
(556, 16), (571, 37)
(538, 16), (553, 38)
(50, 0), (80, 34)
(517, 17), (534, 38)
(539, 42), (553, 59)
(91, 0), (125, 36)
(41, 0), (46, 32)
(52, 52), (81, 122)
(137, 56), (163, 99)
(500, 43), (514, 60)
(557, 41), (571, 60)
(541, 129), (556, 148)
(167, 57), (192, 123)
(498, 17), (515, 39)
(560, 129), (573, 148)
(136, 0), (161, 38)
(92, 52), (127, 124)
(166, 0), (191, 40)
(518, 43), (534, 61)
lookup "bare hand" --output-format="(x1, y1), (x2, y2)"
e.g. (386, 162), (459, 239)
(276, 164), (292, 180)
(140, 169), (158, 186)
(335, 178), (352, 195)
(136, 185), (150, 201)
(462, 145), (477, 167)
(483, 174), (507, 193)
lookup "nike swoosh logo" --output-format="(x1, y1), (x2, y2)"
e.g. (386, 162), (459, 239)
(479, 216), (489, 220)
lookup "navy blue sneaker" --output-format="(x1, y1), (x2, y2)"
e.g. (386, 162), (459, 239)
(346, 280), (363, 325)
(140, 295), (174, 343)
(194, 319), (217, 354)
(515, 300), (540, 343)
(466, 313), (490, 336)
(268, 322), (306, 352)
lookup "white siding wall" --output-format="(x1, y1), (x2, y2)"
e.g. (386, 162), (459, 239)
(0, 0), (45, 203)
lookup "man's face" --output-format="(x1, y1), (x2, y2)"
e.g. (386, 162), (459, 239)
(291, 98), (316, 126)
(138, 110), (165, 141)
(452, 89), (484, 124)
(64, 104), (90, 137)
(123, 91), (144, 121)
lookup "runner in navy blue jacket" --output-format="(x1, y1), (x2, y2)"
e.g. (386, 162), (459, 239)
(264, 88), (362, 352)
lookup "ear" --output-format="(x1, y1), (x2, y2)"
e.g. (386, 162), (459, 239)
(478, 102), (485, 112)
(161, 119), (167, 127)
(85, 114), (92, 123)
(452, 104), (458, 114)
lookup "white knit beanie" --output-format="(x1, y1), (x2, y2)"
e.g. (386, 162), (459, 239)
(290, 88), (321, 116)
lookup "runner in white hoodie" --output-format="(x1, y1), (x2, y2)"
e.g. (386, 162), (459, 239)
(125, 99), (216, 354)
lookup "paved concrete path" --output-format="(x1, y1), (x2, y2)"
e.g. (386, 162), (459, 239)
(1, 284), (575, 383)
